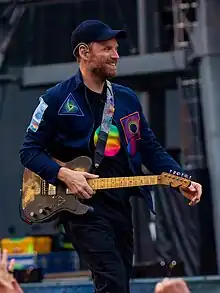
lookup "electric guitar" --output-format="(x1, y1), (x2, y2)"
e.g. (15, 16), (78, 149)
(21, 156), (191, 224)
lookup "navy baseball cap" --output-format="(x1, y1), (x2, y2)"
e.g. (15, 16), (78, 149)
(71, 20), (127, 54)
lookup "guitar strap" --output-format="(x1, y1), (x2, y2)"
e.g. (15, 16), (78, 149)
(94, 80), (115, 169)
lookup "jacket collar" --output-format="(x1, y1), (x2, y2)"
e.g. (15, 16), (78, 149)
(74, 69), (84, 90)
(73, 69), (112, 93)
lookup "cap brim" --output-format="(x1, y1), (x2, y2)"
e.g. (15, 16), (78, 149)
(97, 29), (127, 41)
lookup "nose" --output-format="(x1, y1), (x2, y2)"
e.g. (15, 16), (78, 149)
(112, 49), (119, 59)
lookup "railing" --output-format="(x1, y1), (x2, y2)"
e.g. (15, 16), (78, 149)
(21, 276), (220, 293)
(172, 0), (198, 48)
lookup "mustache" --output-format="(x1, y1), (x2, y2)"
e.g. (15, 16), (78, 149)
(108, 59), (118, 62)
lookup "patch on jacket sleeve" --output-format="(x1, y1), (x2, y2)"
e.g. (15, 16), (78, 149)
(120, 111), (141, 156)
(27, 97), (48, 132)
(58, 93), (84, 116)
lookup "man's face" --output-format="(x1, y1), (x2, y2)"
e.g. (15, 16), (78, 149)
(86, 38), (119, 79)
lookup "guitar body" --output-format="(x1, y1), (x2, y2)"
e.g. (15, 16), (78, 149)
(21, 156), (93, 224)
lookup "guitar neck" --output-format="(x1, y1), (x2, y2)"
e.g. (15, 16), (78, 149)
(88, 175), (159, 190)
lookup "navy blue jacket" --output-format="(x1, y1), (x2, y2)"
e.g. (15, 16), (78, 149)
(20, 70), (185, 213)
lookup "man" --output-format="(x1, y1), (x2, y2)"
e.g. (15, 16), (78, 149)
(20, 20), (202, 293)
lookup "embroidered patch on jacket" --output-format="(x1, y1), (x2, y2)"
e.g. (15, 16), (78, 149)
(120, 111), (140, 156)
(58, 93), (84, 116)
(27, 97), (48, 132)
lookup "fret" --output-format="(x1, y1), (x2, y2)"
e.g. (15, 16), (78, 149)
(93, 179), (97, 190)
(101, 179), (105, 189)
(123, 178), (127, 186)
(144, 176), (158, 185)
(120, 178), (125, 187)
(107, 178), (110, 189)
(115, 178), (119, 188)
(105, 178), (109, 188)
(128, 177), (134, 186)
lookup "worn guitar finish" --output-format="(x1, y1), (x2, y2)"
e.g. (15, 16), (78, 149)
(21, 156), (191, 224)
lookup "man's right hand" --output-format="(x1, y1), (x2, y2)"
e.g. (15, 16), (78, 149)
(57, 167), (99, 199)
(155, 278), (190, 293)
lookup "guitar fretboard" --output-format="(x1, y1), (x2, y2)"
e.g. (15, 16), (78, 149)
(88, 175), (158, 190)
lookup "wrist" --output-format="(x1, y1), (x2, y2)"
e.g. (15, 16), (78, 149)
(57, 167), (69, 183)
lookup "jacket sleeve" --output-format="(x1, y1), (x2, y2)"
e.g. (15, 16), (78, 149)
(19, 94), (61, 185)
(135, 96), (185, 175)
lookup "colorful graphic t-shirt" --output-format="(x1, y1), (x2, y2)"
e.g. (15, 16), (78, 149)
(86, 86), (134, 224)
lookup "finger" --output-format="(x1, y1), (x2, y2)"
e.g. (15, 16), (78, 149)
(192, 192), (201, 202)
(195, 197), (201, 204)
(189, 198), (196, 206)
(191, 182), (202, 195)
(71, 187), (88, 199)
(184, 192), (194, 200)
(83, 172), (99, 179)
(189, 196), (200, 206)
(68, 186), (89, 200)
(154, 282), (164, 293)
(76, 187), (92, 199)
(188, 184), (196, 192)
(174, 279), (190, 292)
(81, 180), (96, 197)
(1, 249), (8, 268)
(179, 188), (193, 198)
(8, 259), (15, 272)
(193, 195), (200, 203)
(85, 184), (95, 196)
(189, 201), (198, 206)
(68, 186), (79, 197)
(82, 185), (94, 198)
(79, 192), (91, 199)
(181, 190), (194, 201)
(196, 184), (202, 196)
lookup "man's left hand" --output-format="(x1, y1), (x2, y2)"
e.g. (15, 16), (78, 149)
(179, 181), (202, 206)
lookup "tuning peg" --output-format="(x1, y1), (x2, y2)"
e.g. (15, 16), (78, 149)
(181, 173), (191, 180)
(169, 170), (178, 175)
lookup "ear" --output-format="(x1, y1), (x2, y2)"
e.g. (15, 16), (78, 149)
(78, 43), (90, 60)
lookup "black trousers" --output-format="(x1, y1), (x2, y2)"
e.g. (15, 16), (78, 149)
(63, 213), (133, 293)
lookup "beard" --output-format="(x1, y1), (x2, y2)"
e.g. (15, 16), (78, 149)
(89, 60), (117, 79)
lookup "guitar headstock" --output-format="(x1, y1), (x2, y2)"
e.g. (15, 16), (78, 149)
(158, 172), (191, 188)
